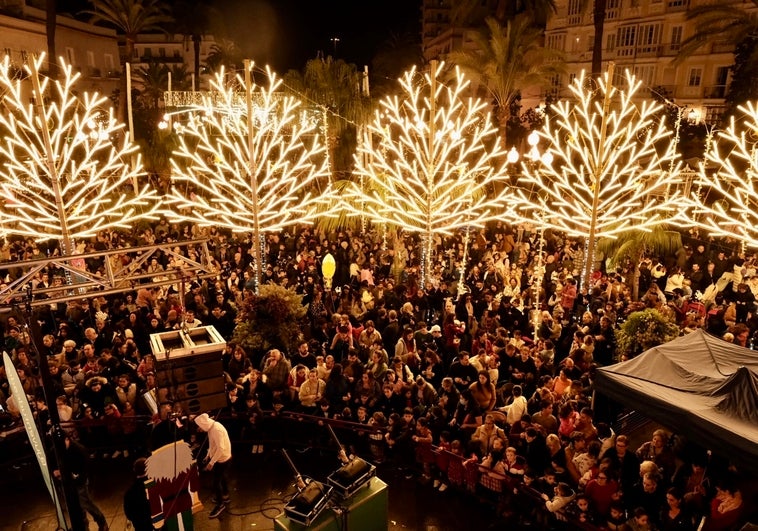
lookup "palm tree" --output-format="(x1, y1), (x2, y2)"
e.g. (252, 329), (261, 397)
(677, 0), (758, 61)
(283, 55), (371, 180)
(171, 0), (218, 82)
(133, 61), (170, 109)
(597, 227), (682, 300)
(85, 0), (173, 123)
(203, 39), (244, 73)
(46, 0), (57, 78)
(448, 15), (564, 146)
(451, 0), (556, 26)
(589, 0), (607, 79)
(674, 1), (758, 116)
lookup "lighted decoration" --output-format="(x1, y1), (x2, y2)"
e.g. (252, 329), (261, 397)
(348, 61), (512, 283)
(321, 252), (336, 290)
(164, 62), (334, 290)
(0, 54), (158, 255)
(686, 102), (758, 250)
(511, 66), (682, 286)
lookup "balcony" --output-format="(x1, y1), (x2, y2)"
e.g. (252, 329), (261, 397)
(636, 45), (661, 58)
(87, 67), (102, 78)
(703, 85), (727, 99)
(711, 42), (735, 54)
(666, 0), (689, 12)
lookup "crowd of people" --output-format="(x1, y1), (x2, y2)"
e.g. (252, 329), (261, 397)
(0, 219), (756, 530)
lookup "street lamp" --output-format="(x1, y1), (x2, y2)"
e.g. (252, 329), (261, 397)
(508, 132), (553, 341)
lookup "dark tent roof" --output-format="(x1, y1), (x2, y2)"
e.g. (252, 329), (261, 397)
(595, 329), (758, 472)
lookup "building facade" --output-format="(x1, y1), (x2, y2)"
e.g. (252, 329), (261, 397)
(546, 0), (757, 124)
(0, 0), (120, 96)
(421, 0), (757, 125)
(131, 33), (217, 92)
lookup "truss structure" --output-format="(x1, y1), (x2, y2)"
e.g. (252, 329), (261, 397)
(0, 239), (216, 311)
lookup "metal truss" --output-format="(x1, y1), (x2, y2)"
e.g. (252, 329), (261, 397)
(0, 239), (217, 311)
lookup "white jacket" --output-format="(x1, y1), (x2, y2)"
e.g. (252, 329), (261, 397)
(194, 413), (232, 466)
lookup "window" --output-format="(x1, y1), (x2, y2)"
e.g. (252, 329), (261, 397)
(568, 0), (583, 25)
(548, 74), (562, 99)
(688, 68), (702, 86)
(606, 0), (621, 20)
(606, 33), (616, 52)
(546, 33), (566, 51)
(104, 54), (115, 70)
(705, 105), (724, 124)
(66, 47), (75, 65)
(87, 51), (95, 67)
(616, 26), (636, 57)
(633, 65), (656, 87)
(159, 47), (166, 57)
(714, 66), (729, 86)
(637, 23), (661, 55)
(144, 48), (152, 58)
(670, 26), (682, 51)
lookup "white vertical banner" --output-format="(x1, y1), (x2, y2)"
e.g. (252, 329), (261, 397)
(3, 351), (65, 527)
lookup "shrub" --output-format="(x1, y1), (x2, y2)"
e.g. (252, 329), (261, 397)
(615, 308), (679, 360)
(231, 283), (306, 355)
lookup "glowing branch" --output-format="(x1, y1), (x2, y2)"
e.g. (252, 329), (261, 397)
(686, 102), (758, 249)
(0, 54), (158, 246)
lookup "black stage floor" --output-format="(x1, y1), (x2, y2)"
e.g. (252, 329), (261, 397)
(2, 443), (508, 531)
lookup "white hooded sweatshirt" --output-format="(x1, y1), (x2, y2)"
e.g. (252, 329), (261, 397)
(194, 413), (232, 466)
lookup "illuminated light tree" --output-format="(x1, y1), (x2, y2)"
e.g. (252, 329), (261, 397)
(348, 61), (513, 284)
(512, 66), (683, 287)
(0, 54), (158, 257)
(686, 101), (758, 250)
(164, 61), (334, 291)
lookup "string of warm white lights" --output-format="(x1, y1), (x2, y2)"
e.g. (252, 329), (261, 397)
(510, 68), (683, 283)
(686, 101), (758, 249)
(0, 54), (158, 246)
(347, 61), (513, 284)
(163, 64), (335, 254)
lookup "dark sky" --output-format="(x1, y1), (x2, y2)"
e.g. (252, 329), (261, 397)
(217, 0), (421, 72)
(54, 0), (420, 73)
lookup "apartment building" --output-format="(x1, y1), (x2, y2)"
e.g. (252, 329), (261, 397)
(546, 0), (757, 125)
(130, 33), (217, 91)
(421, 0), (756, 125)
(0, 0), (120, 96)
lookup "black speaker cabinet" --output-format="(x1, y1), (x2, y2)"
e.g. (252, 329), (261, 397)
(172, 392), (228, 415)
(156, 360), (223, 386)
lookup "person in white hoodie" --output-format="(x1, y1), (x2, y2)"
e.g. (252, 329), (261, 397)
(194, 413), (232, 518)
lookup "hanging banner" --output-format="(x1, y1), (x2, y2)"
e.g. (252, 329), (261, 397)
(3, 351), (65, 527)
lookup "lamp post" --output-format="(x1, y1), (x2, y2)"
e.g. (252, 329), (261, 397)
(509, 131), (553, 341)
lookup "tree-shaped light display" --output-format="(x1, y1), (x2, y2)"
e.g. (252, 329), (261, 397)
(513, 67), (683, 286)
(0, 55), (158, 255)
(165, 61), (333, 289)
(687, 102), (758, 250)
(349, 61), (512, 283)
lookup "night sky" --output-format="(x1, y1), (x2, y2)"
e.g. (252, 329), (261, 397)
(54, 0), (421, 73)
(215, 0), (421, 72)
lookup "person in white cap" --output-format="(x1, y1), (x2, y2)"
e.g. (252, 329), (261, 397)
(194, 413), (232, 518)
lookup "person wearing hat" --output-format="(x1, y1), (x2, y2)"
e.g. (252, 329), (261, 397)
(194, 413), (232, 518)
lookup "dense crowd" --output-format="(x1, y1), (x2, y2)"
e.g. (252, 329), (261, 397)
(0, 219), (756, 530)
